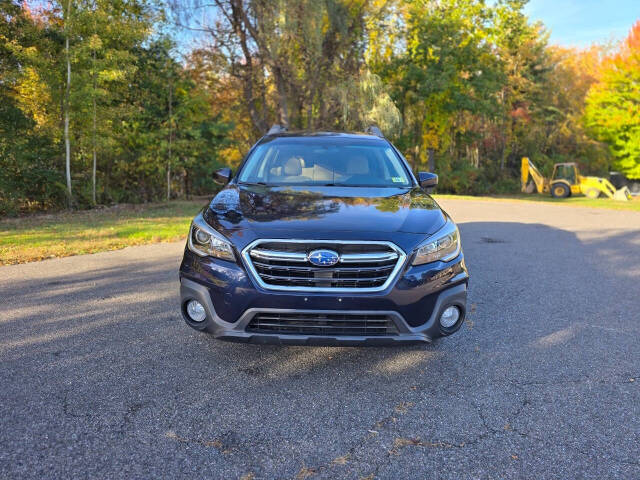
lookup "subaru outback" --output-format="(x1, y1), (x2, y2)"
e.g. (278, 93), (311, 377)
(179, 126), (468, 345)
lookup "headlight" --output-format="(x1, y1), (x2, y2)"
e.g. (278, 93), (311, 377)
(187, 213), (235, 261)
(412, 220), (461, 265)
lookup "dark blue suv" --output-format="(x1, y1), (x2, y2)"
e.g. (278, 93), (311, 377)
(179, 127), (468, 345)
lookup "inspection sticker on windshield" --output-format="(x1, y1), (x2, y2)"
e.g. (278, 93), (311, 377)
(392, 177), (403, 183)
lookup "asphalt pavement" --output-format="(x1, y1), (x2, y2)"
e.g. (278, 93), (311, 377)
(1, 199), (639, 479)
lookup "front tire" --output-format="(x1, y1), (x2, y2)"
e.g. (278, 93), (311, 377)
(551, 183), (571, 198)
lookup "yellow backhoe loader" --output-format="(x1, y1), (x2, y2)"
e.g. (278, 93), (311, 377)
(521, 157), (632, 201)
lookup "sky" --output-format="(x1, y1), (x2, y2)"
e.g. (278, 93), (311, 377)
(524, 0), (640, 47)
(167, 1), (640, 55)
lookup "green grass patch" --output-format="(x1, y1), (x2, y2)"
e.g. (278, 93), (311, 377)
(0, 200), (207, 265)
(433, 193), (640, 212)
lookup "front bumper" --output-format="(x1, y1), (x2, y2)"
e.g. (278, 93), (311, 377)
(179, 248), (468, 345)
(180, 277), (466, 345)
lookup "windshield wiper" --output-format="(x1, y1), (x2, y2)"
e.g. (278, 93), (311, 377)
(240, 181), (268, 186)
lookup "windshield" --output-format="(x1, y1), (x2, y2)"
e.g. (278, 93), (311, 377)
(237, 137), (412, 187)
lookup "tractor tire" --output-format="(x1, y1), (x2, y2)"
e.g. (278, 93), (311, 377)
(551, 183), (571, 198)
(585, 188), (600, 199)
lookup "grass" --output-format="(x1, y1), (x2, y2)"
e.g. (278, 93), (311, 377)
(433, 193), (640, 212)
(1, 192), (638, 265)
(0, 200), (207, 265)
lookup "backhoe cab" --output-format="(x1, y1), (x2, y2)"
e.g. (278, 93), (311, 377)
(521, 157), (631, 201)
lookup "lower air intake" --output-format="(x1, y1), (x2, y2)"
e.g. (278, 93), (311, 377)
(246, 311), (399, 336)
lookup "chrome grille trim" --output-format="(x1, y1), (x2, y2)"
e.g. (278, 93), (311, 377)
(340, 252), (398, 263)
(241, 239), (407, 293)
(249, 249), (308, 262)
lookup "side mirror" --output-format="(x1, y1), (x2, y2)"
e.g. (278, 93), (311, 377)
(213, 167), (232, 185)
(418, 172), (438, 189)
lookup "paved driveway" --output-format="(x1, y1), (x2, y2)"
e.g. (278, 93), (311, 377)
(1, 199), (639, 479)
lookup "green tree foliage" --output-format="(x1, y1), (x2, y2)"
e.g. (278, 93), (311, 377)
(113, 39), (231, 203)
(384, 0), (505, 176)
(1, 2), (65, 213)
(70, 0), (151, 204)
(0, 0), (230, 214)
(371, 0), (617, 193)
(2, 0), (636, 214)
(585, 21), (640, 179)
(172, 0), (400, 133)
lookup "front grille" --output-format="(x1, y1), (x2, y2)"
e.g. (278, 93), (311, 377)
(246, 311), (399, 336)
(242, 240), (406, 292)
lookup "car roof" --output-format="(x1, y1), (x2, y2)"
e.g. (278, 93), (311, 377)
(262, 131), (386, 141)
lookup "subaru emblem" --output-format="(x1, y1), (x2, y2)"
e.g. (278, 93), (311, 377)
(308, 249), (340, 267)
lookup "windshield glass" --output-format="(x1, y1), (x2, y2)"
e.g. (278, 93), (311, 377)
(238, 137), (412, 187)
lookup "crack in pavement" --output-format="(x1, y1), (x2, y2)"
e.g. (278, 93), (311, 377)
(164, 430), (232, 454)
(60, 391), (94, 420)
(508, 423), (640, 468)
(117, 400), (152, 435)
(292, 396), (491, 479)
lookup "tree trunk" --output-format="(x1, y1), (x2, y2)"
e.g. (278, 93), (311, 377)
(92, 49), (97, 205)
(167, 164), (171, 201)
(242, 77), (266, 134)
(428, 147), (435, 172)
(64, 1), (72, 207)
(229, 0), (266, 134)
(274, 69), (289, 127)
(306, 76), (316, 129)
(167, 79), (172, 201)
(307, 99), (313, 130)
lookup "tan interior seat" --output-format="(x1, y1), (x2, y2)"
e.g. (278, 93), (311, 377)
(284, 156), (303, 176)
(281, 156), (311, 182)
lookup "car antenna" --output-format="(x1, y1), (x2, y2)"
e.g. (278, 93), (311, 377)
(267, 124), (288, 135)
(365, 125), (384, 138)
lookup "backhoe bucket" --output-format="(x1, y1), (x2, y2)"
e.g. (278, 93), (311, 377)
(613, 186), (632, 201)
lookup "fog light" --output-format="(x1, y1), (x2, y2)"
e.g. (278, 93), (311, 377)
(439, 306), (460, 328)
(186, 300), (206, 322)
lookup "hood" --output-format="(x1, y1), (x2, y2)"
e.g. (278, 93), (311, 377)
(203, 184), (446, 248)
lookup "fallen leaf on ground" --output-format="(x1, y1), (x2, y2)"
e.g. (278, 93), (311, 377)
(332, 454), (350, 465)
(394, 402), (414, 414)
(296, 466), (316, 479)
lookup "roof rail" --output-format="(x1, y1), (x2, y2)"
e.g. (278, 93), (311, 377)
(365, 125), (384, 138)
(267, 124), (288, 135)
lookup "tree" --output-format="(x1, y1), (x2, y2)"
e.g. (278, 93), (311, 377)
(63, 0), (72, 204)
(538, 45), (610, 175)
(490, 0), (552, 172)
(379, 0), (504, 175)
(170, 0), (398, 136)
(3, 0), (635, 212)
(107, 38), (230, 202)
(67, 0), (151, 205)
(0, 1), (65, 214)
(585, 21), (640, 179)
